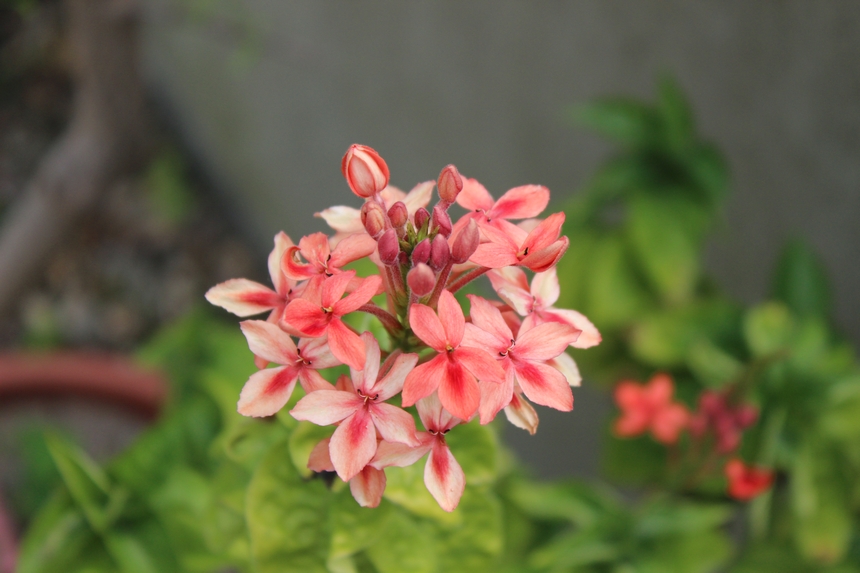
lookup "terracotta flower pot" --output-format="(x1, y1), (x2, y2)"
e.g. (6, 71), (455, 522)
(0, 351), (169, 573)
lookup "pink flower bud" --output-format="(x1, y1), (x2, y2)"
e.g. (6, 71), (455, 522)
(734, 405), (758, 429)
(437, 164), (463, 204)
(414, 207), (430, 231)
(378, 229), (400, 266)
(388, 201), (408, 228)
(431, 204), (452, 237)
(361, 201), (387, 238)
(341, 144), (390, 198)
(451, 219), (480, 264)
(412, 238), (431, 265)
(429, 234), (450, 271)
(407, 263), (436, 296)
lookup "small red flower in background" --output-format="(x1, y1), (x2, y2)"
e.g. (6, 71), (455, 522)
(689, 390), (758, 454)
(725, 458), (774, 500)
(613, 373), (689, 444)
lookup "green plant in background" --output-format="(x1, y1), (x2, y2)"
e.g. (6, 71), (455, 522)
(14, 79), (860, 573)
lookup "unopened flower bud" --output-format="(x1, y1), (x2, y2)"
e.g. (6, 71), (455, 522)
(412, 238), (431, 265)
(388, 201), (408, 228)
(341, 144), (390, 198)
(414, 207), (430, 231)
(429, 234), (450, 271)
(378, 229), (400, 266)
(407, 263), (436, 297)
(431, 204), (452, 237)
(398, 251), (409, 266)
(451, 219), (479, 264)
(437, 164), (463, 204)
(361, 201), (387, 238)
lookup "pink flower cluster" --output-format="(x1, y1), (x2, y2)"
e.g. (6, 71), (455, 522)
(206, 144), (600, 511)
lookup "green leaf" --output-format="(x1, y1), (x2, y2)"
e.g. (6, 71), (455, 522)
(573, 99), (660, 149)
(528, 529), (619, 570)
(383, 461), (459, 525)
(627, 193), (700, 304)
(685, 143), (729, 204)
(16, 493), (99, 573)
(246, 440), (331, 573)
(585, 235), (652, 329)
(329, 490), (392, 564)
(685, 338), (742, 389)
(744, 302), (794, 358)
(771, 239), (831, 318)
(657, 75), (694, 153)
(44, 433), (113, 532)
(633, 499), (731, 537)
(820, 376), (860, 441)
(791, 437), (852, 564)
(436, 488), (504, 573)
(445, 419), (498, 485)
(366, 507), (438, 573)
(103, 522), (180, 573)
(504, 478), (621, 526)
(603, 435), (666, 486)
(635, 529), (731, 573)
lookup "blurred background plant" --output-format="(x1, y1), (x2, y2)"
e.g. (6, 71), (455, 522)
(2, 2), (860, 573)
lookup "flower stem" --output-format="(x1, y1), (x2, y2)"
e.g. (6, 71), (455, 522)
(446, 266), (490, 294)
(357, 303), (403, 336)
(427, 260), (454, 308)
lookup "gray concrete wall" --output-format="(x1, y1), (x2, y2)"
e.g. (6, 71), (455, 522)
(139, 1), (860, 477)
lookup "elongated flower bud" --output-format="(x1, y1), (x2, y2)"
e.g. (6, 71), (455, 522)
(342, 144), (390, 198)
(437, 164), (463, 204)
(378, 229), (400, 266)
(429, 234), (450, 271)
(431, 204), (452, 237)
(413, 207), (430, 231)
(407, 263), (436, 296)
(412, 238), (431, 265)
(388, 201), (408, 229)
(361, 201), (387, 238)
(451, 219), (479, 264)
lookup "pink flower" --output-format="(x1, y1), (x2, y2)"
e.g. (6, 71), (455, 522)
(401, 290), (506, 420)
(371, 393), (465, 512)
(470, 213), (569, 272)
(455, 178), (549, 226)
(488, 266), (601, 348)
(463, 295), (581, 425)
(725, 459), (774, 501)
(283, 232), (377, 285)
(236, 320), (340, 417)
(342, 144), (390, 198)
(206, 232), (297, 320)
(613, 373), (689, 444)
(307, 436), (387, 508)
(290, 333), (419, 482)
(282, 270), (382, 370)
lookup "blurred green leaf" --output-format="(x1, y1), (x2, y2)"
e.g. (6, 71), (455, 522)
(246, 439), (330, 573)
(627, 193), (700, 304)
(329, 491), (392, 565)
(820, 376), (860, 441)
(657, 75), (694, 153)
(436, 488), (504, 573)
(633, 499), (731, 537)
(446, 419), (499, 486)
(383, 461), (459, 525)
(505, 478), (622, 526)
(366, 506), (437, 573)
(288, 420), (334, 478)
(574, 99), (660, 149)
(744, 302), (794, 358)
(686, 338), (743, 388)
(772, 239), (831, 319)
(635, 528), (731, 573)
(586, 235), (652, 329)
(603, 434), (666, 486)
(16, 493), (100, 573)
(145, 151), (195, 225)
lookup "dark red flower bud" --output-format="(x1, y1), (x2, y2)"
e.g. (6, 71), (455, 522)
(388, 201), (408, 229)
(414, 207), (430, 231)
(431, 204), (452, 237)
(378, 229), (400, 266)
(361, 201), (387, 238)
(451, 219), (480, 264)
(407, 263), (436, 297)
(437, 164), (463, 204)
(429, 234), (450, 271)
(412, 238), (431, 265)
(342, 144), (390, 198)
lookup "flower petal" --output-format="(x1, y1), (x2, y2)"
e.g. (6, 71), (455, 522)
(531, 267), (560, 307)
(370, 402), (419, 446)
(514, 322), (581, 362)
(539, 308), (602, 348)
(330, 408), (378, 481)
(371, 436), (433, 469)
(504, 393), (539, 435)
(297, 369), (333, 393)
(334, 274), (382, 316)
(316, 205), (363, 234)
(550, 352), (582, 387)
(424, 440), (465, 512)
(437, 290), (465, 348)
(290, 389), (362, 425)
(322, 270), (356, 309)
(466, 295), (512, 347)
(521, 212), (565, 253)
(308, 437), (335, 472)
(469, 242), (518, 269)
(298, 336), (342, 369)
(205, 279), (281, 316)
(351, 332), (380, 395)
(455, 346), (506, 384)
(416, 392), (460, 433)
(327, 318), (366, 371)
(519, 237), (569, 272)
(282, 298), (328, 337)
(513, 359), (573, 411)
(371, 352), (419, 401)
(438, 360), (481, 421)
(237, 365), (300, 417)
(488, 184), (550, 220)
(349, 466), (386, 508)
(455, 177), (495, 212)
(269, 232), (295, 295)
(409, 304), (448, 352)
(479, 366), (515, 425)
(402, 180), (435, 214)
(240, 320), (298, 365)
(330, 233), (378, 268)
(402, 354), (446, 407)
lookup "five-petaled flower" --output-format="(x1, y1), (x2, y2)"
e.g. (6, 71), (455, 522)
(725, 458), (774, 501)
(613, 373), (689, 444)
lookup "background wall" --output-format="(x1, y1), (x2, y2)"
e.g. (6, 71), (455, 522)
(139, 1), (860, 477)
